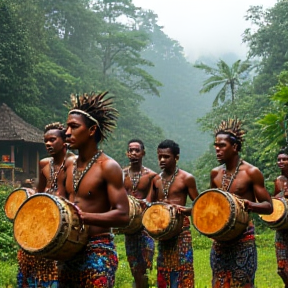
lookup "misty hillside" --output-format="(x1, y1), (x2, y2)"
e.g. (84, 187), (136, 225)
(140, 28), (214, 162)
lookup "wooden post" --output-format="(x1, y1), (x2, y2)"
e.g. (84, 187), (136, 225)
(11, 145), (15, 184)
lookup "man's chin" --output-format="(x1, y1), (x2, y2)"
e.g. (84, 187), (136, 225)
(217, 158), (225, 164)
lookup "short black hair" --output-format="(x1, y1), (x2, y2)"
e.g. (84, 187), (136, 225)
(128, 139), (145, 150)
(157, 139), (180, 156)
(278, 146), (288, 156)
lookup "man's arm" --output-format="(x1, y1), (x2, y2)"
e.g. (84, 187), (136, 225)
(36, 159), (48, 192)
(244, 166), (273, 214)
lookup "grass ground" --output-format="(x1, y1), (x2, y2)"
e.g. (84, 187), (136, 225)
(0, 228), (285, 288)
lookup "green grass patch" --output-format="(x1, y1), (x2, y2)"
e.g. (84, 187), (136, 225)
(0, 223), (285, 287)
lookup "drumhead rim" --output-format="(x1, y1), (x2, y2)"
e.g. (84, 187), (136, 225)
(13, 193), (65, 253)
(192, 189), (240, 237)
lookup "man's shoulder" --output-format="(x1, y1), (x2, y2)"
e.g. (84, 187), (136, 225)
(39, 157), (51, 168)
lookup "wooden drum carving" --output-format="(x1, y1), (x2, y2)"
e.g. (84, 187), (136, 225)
(192, 189), (249, 241)
(114, 195), (143, 234)
(13, 193), (89, 261)
(260, 197), (288, 230)
(4, 187), (35, 221)
(142, 202), (184, 241)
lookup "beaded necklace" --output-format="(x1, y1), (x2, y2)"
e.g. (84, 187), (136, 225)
(128, 165), (143, 192)
(49, 158), (65, 193)
(73, 150), (102, 193)
(222, 158), (242, 192)
(160, 166), (179, 199)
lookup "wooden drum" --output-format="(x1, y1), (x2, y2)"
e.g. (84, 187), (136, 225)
(13, 193), (89, 261)
(192, 189), (250, 241)
(142, 202), (184, 241)
(260, 197), (288, 230)
(114, 195), (143, 234)
(4, 187), (35, 221)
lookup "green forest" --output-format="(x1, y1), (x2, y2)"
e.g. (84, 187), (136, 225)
(1, 0), (288, 287)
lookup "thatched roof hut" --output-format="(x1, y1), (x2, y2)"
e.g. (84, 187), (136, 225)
(0, 103), (45, 183)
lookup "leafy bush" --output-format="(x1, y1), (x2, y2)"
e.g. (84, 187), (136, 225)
(0, 184), (18, 261)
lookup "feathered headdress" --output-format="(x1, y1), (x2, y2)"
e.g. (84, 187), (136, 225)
(65, 91), (119, 142)
(214, 118), (245, 144)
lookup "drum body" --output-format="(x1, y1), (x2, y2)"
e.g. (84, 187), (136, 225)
(114, 195), (143, 234)
(4, 187), (35, 221)
(260, 197), (288, 230)
(14, 193), (89, 261)
(142, 202), (184, 241)
(192, 189), (249, 241)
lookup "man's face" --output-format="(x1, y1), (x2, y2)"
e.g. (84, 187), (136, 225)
(66, 114), (93, 149)
(214, 134), (236, 164)
(44, 130), (65, 156)
(277, 153), (288, 170)
(157, 148), (177, 171)
(126, 142), (144, 164)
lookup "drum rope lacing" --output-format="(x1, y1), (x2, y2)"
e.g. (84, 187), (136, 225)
(161, 166), (179, 199)
(222, 159), (242, 192)
(73, 150), (102, 193)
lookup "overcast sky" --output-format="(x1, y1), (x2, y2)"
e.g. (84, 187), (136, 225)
(133, 0), (277, 62)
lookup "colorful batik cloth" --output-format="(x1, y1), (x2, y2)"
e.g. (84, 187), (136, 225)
(157, 216), (194, 288)
(58, 233), (118, 288)
(125, 228), (155, 276)
(275, 229), (288, 285)
(17, 249), (59, 288)
(210, 223), (257, 288)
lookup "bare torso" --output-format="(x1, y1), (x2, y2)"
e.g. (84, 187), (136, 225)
(123, 166), (157, 200)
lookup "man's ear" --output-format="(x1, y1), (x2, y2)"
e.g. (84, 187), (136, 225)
(143, 149), (146, 157)
(175, 154), (179, 162)
(89, 125), (97, 136)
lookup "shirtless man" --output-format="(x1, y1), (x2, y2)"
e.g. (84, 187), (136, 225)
(37, 122), (70, 194)
(147, 139), (198, 288)
(210, 118), (273, 288)
(274, 147), (288, 287)
(58, 92), (129, 288)
(17, 122), (68, 288)
(122, 139), (157, 288)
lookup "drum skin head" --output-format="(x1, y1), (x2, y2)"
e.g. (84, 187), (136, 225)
(192, 190), (231, 234)
(14, 195), (60, 251)
(261, 198), (285, 222)
(5, 189), (28, 221)
(142, 203), (170, 233)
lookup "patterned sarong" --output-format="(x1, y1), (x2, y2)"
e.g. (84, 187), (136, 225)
(58, 233), (118, 288)
(157, 217), (194, 288)
(275, 229), (288, 285)
(210, 223), (257, 288)
(125, 228), (155, 276)
(17, 249), (59, 288)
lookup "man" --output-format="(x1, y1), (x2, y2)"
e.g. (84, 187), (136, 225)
(17, 122), (69, 288)
(274, 146), (288, 287)
(58, 91), (130, 288)
(210, 118), (273, 288)
(37, 122), (71, 194)
(147, 139), (199, 288)
(122, 139), (157, 288)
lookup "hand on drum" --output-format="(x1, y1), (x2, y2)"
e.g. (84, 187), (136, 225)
(243, 199), (252, 212)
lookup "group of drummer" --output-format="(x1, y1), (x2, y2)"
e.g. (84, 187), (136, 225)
(3, 92), (288, 288)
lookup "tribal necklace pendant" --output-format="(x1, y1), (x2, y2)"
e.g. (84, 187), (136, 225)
(161, 166), (179, 199)
(222, 159), (242, 192)
(73, 150), (102, 193)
